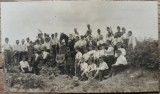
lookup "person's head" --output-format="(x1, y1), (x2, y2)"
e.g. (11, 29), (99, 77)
(88, 46), (93, 51)
(106, 27), (110, 32)
(117, 26), (121, 32)
(116, 50), (122, 57)
(21, 39), (25, 44)
(128, 31), (132, 36)
(29, 41), (33, 46)
(51, 34), (54, 38)
(122, 27), (126, 34)
(87, 24), (90, 29)
(76, 36), (79, 41)
(116, 42), (122, 48)
(81, 57), (85, 63)
(107, 40), (112, 46)
(5, 37), (9, 43)
(36, 39), (40, 44)
(74, 28), (77, 33)
(26, 37), (30, 42)
(45, 38), (48, 43)
(89, 35), (92, 40)
(81, 36), (84, 40)
(55, 33), (58, 38)
(99, 57), (104, 63)
(97, 29), (101, 34)
(16, 40), (19, 45)
(75, 48), (80, 52)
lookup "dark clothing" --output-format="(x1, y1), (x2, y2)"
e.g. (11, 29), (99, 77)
(104, 55), (115, 70)
(4, 50), (12, 69)
(98, 69), (109, 81)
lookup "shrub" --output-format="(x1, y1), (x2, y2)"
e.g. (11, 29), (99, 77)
(126, 40), (159, 69)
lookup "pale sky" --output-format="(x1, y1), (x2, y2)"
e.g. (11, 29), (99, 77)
(1, 1), (158, 45)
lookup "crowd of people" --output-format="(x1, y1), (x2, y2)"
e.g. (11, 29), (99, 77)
(2, 24), (137, 81)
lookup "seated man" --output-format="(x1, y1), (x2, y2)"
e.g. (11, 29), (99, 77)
(105, 50), (128, 78)
(19, 56), (31, 73)
(93, 57), (109, 81)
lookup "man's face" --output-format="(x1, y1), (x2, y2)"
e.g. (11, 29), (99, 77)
(5, 39), (9, 43)
(22, 41), (25, 44)
(128, 32), (132, 36)
(99, 59), (103, 63)
(117, 52), (121, 57)
(55, 33), (58, 37)
(16, 41), (19, 45)
(27, 39), (30, 42)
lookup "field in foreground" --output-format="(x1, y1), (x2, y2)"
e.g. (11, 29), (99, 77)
(4, 67), (158, 93)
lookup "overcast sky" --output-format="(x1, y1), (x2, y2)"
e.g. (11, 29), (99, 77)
(1, 1), (158, 45)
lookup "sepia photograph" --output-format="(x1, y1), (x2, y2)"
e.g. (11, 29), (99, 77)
(1, 1), (159, 93)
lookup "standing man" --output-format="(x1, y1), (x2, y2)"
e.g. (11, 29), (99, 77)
(2, 37), (12, 69)
(115, 26), (123, 38)
(13, 40), (21, 63)
(20, 39), (28, 61)
(128, 31), (137, 50)
(85, 24), (92, 38)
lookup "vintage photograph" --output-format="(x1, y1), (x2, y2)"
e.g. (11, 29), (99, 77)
(1, 1), (159, 93)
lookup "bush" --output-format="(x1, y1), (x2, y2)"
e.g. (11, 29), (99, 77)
(126, 40), (159, 69)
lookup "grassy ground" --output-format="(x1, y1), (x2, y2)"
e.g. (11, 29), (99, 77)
(5, 67), (158, 93)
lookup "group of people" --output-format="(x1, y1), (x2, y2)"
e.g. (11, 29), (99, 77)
(2, 24), (137, 81)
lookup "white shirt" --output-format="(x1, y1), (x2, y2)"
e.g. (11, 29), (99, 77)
(13, 44), (21, 52)
(42, 51), (49, 59)
(87, 63), (97, 72)
(42, 42), (51, 50)
(97, 40), (105, 46)
(113, 37), (123, 45)
(106, 46), (114, 56)
(34, 44), (42, 50)
(93, 50), (100, 59)
(20, 61), (30, 68)
(25, 42), (30, 47)
(128, 35), (137, 49)
(75, 51), (82, 60)
(105, 36), (114, 43)
(122, 33), (128, 40)
(2, 43), (12, 51)
(20, 44), (28, 52)
(74, 40), (87, 48)
(115, 48), (126, 57)
(99, 49), (106, 57)
(80, 62), (88, 72)
(51, 38), (59, 45)
(83, 53), (90, 61)
(114, 55), (128, 66)
(97, 62), (108, 70)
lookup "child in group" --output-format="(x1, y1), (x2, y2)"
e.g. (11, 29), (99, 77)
(93, 46), (100, 67)
(105, 50), (128, 78)
(19, 56), (31, 73)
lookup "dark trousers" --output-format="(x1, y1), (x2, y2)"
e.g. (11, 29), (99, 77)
(20, 51), (27, 61)
(52, 45), (59, 55)
(98, 69), (109, 81)
(4, 50), (12, 69)
(65, 65), (74, 77)
(58, 66), (65, 74)
(104, 55), (115, 70)
(13, 52), (20, 62)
